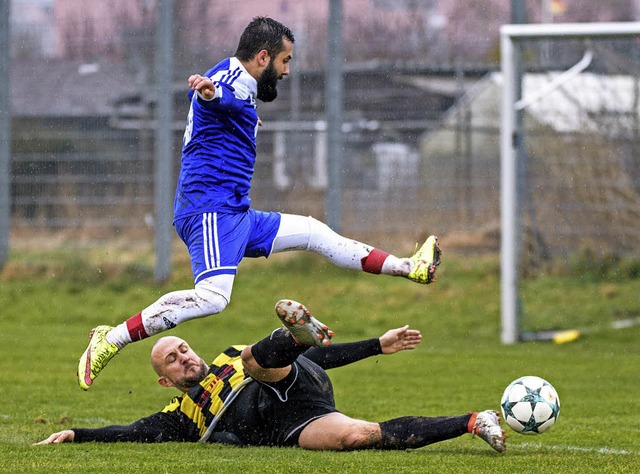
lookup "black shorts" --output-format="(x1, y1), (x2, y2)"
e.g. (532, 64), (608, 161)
(214, 356), (339, 446)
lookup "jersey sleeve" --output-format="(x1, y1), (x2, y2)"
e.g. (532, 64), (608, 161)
(195, 81), (247, 114)
(302, 338), (383, 370)
(72, 411), (194, 443)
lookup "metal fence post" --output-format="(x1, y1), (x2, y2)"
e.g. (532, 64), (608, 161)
(154, 0), (173, 282)
(0, 0), (10, 269)
(325, 0), (344, 232)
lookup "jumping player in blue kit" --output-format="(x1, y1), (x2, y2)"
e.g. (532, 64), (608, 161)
(77, 17), (442, 390)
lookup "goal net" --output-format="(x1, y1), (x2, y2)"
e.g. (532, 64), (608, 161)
(500, 22), (640, 343)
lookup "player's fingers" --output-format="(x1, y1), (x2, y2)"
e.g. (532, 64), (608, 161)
(33, 434), (56, 445)
(394, 325), (409, 339)
(198, 81), (215, 96)
(188, 74), (199, 86)
(192, 78), (204, 90)
(190, 76), (209, 91)
(401, 334), (422, 350)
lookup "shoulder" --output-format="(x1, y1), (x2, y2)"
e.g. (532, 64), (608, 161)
(204, 58), (232, 78)
(208, 57), (256, 100)
(211, 345), (247, 367)
(161, 395), (184, 413)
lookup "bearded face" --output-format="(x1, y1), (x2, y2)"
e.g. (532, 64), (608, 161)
(175, 359), (210, 391)
(256, 60), (280, 102)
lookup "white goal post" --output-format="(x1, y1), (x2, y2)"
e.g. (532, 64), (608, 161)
(500, 21), (640, 344)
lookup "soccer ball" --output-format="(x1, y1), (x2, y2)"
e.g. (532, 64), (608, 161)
(500, 376), (560, 435)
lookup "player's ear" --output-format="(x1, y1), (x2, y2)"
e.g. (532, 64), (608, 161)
(157, 376), (173, 388)
(257, 49), (270, 67)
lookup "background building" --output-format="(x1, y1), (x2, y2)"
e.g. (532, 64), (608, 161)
(6, 0), (640, 256)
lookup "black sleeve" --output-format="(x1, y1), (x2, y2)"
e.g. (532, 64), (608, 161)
(72, 411), (193, 443)
(302, 338), (383, 370)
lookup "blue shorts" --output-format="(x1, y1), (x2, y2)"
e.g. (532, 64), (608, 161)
(174, 210), (281, 284)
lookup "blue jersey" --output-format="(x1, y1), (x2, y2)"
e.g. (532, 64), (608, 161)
(174, 57), (260, 222)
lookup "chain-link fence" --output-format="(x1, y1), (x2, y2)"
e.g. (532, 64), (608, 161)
(10, 61), (640, 258)
(9, 54), (487, 255)
(6, 4), (640, 266)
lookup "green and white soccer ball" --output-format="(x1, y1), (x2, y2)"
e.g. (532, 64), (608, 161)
(500, 376), (560, 435)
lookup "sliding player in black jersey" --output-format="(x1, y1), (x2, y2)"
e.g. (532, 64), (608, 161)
(43, 300), (504, 452)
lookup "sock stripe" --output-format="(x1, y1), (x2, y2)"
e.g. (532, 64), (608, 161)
(467, 412), (478, 433)
(126, 313), (149, 342)
(361, 248), (389, 274)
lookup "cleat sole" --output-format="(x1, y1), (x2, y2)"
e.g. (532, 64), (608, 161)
(275, 299), (334, 347)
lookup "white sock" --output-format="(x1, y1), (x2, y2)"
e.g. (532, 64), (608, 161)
(381, 256), (413, 277)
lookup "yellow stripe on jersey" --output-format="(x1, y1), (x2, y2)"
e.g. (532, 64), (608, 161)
(161, 345), (250, 437)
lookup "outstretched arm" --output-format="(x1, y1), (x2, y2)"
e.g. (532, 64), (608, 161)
(303, 325), (422, 370)
(186, 72), (247, 115)
(34, 412), (192, 445)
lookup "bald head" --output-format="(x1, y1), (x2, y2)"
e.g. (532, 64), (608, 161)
(150, 336), (186, 375)
(150, 336), (209, 392)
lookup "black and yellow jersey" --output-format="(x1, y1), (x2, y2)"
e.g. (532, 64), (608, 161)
(72, 345), (256, 444)
(161, 345), (251, 439)
(70, 337), (383, 445)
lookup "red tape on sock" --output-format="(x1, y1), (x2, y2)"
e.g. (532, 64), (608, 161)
(126, 313), (148, 342)
(361, 248), (390, 274)
(467, 412), (478, 433)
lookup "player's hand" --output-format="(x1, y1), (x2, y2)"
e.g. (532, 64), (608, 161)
(33, 430), (75, 445)
(379, 325), (422, 354)
(188, 74), (215, 100)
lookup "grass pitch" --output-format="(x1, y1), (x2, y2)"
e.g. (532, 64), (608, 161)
(1, 250), (639, 473)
